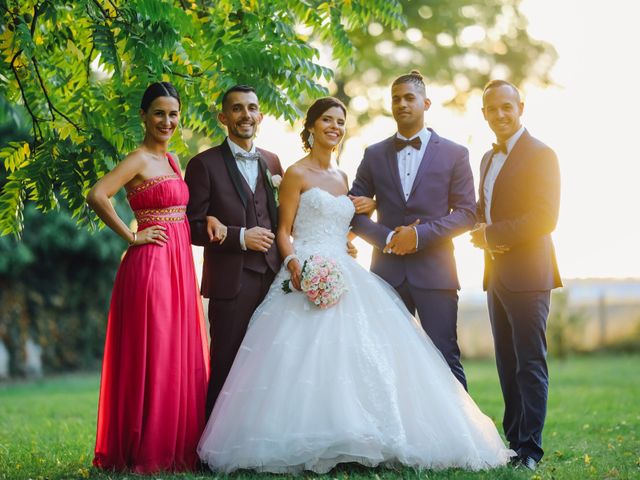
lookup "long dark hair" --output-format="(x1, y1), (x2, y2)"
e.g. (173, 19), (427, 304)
(300, 97), (347, 151)
(140, 82), (181, 112)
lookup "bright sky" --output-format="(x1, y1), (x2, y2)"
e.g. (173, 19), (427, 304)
(254, 0), (640, 291)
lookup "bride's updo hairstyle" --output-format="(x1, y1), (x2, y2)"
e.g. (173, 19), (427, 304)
(300, 96), (347, 152)
(140, 81), (181, 112)
(391, 69), (427, 95)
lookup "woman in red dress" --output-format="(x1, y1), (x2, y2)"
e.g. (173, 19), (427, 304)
(87, 82), (210, 473)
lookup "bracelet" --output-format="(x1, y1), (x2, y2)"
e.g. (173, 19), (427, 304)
(283, 253), (298, 268)
(128, 231), (137, 246)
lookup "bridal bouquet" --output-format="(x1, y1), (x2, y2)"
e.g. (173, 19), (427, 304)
(282, 254), (347, 309)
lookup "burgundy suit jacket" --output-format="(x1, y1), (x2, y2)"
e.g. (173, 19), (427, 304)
(185, 139), (284, 299)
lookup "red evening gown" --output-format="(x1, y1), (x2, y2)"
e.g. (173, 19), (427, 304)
(93, 154), (209, 473)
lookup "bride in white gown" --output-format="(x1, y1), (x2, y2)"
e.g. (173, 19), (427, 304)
(197, 97), (514, 473)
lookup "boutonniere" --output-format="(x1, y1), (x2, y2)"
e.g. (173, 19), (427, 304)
(265, 170), (282, 206)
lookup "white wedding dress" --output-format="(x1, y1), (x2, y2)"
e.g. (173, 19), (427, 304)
(198, 187), (513, 473)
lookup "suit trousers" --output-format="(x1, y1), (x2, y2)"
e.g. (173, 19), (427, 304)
(395, 282), (467, 389)
(487, 274), (550, 462)
(206, 267), (276, 418)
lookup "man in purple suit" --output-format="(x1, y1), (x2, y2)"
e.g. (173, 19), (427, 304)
(471, 80), (561, 471)
(350, 71), (476, 388)
(185, 85), (284, 417)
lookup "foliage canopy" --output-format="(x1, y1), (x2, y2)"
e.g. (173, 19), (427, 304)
(0, 0), (404, 236)
(0, 0), (553, 237)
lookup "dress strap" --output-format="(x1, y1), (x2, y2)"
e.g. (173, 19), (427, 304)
(166, 152), (182, 179)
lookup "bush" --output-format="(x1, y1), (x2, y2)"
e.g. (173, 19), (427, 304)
(0, 201), (130, 376)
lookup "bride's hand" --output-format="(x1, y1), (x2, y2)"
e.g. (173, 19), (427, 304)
(287, 258), (303, 291)
(348, 195), (376, 215)
(347, 240), (358, 258)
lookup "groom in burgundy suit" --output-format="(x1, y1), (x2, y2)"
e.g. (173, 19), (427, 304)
(185, 85), (284, 417)
(350, 71), (476, 388)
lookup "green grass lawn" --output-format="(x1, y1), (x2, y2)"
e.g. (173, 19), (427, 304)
(1, 354), (638, 480)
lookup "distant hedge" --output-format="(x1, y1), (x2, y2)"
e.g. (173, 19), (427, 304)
(0, 201), (130, 377)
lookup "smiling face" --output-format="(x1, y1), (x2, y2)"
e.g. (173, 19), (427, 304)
(308, 106), (346, 150)
(391, 82), (430, 137)
(218, 91), (263, 144)
(141, 96), (180, 143)
(482, 84), (524, 142)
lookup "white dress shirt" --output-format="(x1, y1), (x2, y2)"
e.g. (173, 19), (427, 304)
(483, 126), (525, 224)
(227, 138), (259, 192)
(386, 128), (431, 249)
(227, 138), (259, 250)
(397, 128), (431, 200)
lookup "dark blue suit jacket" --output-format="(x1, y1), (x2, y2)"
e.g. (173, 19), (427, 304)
(350, 129), (476, 289)
(478, 129), (562, 292)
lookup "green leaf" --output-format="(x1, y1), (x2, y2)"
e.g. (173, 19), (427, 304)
(0, 141), (30, 172)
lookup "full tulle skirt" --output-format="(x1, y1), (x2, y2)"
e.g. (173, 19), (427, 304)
(198, 251), (512, 473)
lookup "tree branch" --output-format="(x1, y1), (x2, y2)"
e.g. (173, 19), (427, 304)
(32, 57), (83, 132)
(10, 50), (43, 141)
(85, 44), (95, 81)
(29, 2), (39, 37)
(91, 0), (109, 19)
(106, 0), (121, 17)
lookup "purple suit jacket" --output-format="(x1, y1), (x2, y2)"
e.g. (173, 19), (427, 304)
(478, 129), (562, 292)
(185, 139), (284, 299)
(350, 129), (476, 289)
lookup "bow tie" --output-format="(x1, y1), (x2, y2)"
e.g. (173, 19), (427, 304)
(235, 151), (260, 161)
(394, 136), (422, 151)
(492, 142), (508, 155)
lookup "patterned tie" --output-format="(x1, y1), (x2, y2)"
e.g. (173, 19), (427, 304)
(394, 136), (422, 151)
(492, 142), (508, 155)
(235, 151), (261, 161)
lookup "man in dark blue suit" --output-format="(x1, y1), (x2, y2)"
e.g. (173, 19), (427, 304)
(350, 71), (476, 389)
(471, 80), (562, 471)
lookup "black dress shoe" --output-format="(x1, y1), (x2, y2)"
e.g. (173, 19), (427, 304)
(519, 456), (537, 471)
(508, 455), (521, 467)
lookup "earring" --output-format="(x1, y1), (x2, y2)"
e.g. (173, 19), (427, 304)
(308, 132), (314, 148)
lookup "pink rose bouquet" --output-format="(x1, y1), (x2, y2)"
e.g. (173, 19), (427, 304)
(282, 254), (347, 309)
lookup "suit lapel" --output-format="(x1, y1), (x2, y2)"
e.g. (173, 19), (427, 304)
(257, 151), (279, 229)
(491, 129), (530, 201)
(221, 139), (248, 209)
(478, 150), (493, 218)
(383, 136), (407, 204)
(409, 128), (438, 197)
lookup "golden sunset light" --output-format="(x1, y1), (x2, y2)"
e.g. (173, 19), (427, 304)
(255, 0), (640, 290)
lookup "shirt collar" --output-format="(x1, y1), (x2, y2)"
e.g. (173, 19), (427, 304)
(502, 125), (525, 154)
(397, 127), (430, 144)
(227, 137), (256, 157)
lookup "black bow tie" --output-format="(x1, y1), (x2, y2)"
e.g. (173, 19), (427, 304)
(394, 136), (422, 151)
(492, 142), (508, 155)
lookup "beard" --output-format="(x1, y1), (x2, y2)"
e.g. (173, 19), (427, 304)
(229, 122), (256, 139)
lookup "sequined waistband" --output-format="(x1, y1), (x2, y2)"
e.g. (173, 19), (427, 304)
(134, 206), (186, 226)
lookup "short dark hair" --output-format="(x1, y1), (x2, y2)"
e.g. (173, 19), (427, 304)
(140, 82), (180, 112)
(221, 84), (257, 109)
(482, 79), (521, 103)
(392, 70), (426, 95)
(300, 97), (347, 151)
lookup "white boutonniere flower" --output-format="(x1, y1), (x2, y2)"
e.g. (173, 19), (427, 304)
(266, 171), (282, 206)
